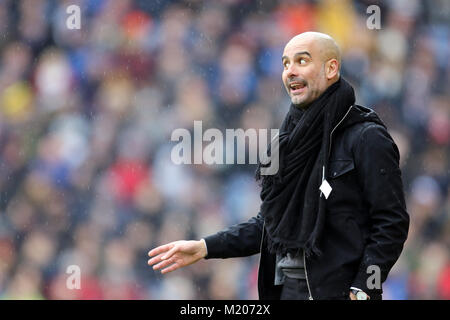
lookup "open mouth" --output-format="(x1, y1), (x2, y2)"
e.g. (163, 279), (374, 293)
(289, 82), (306, 94)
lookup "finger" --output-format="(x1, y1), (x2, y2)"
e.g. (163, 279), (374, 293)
(148, 243), (174, 257)
(160, 245), (179, 260)
(161, 262), (181, 274)
(148, 253), (166, 266)
(152, 257), (176, 271)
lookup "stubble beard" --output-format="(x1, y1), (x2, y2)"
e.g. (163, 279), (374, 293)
(290, 88), (311, 109)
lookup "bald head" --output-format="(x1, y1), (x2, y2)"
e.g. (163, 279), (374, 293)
(281, 32), (342, 108)
(286, 32), (341, 71)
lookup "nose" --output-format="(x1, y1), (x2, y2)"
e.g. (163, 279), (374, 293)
(285, 63), (298, 79)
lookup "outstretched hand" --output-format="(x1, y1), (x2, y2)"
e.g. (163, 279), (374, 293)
(148, 240), (208, 274)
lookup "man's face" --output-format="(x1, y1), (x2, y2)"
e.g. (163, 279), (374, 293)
(281, 38), (329, 108)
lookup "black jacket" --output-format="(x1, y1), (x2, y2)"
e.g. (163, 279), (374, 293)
(204, 104), (410, 300)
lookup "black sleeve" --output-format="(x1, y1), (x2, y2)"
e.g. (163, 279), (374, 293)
(203, 212), (264, 259)
(351, 124), (410, 293)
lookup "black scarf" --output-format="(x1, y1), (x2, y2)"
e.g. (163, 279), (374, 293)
(255, 77), (356, 258)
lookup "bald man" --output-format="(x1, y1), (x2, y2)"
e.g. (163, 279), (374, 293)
(281, 32), (341, 108)
(148, 32), (409, 300)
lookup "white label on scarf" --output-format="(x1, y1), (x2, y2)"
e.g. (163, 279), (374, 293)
(320, 179), (332, 199)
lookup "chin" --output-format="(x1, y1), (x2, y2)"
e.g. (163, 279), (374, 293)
(291, 97), (306, 106)
(291, 97), (312, 110)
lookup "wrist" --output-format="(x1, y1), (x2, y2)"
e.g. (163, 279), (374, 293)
(350, 288), (370, 300)
(199, 238), (208, 259)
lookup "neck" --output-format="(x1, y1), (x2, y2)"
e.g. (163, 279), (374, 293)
(293, 102), (310, 111)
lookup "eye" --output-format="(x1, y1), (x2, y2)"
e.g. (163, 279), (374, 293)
(283, 61), (289, 69)
(299, 58), (307, 65)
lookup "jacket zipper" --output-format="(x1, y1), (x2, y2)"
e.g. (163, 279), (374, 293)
(303, 250), (313, 300)
(259, 220), (265, 255)
(304, 104), (354, 301)
(328, 105), (353, 156)
(257, 219), (265, 281)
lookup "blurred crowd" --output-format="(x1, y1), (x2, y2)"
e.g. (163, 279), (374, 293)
(0, 0), (449, 300)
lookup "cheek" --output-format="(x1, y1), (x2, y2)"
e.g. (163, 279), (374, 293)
(305, 71), (321, 88)
(281, 71), (287, 83)
(282, 74), (290, 90)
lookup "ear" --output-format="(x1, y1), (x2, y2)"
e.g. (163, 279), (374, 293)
(325, 59), (339, 80)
